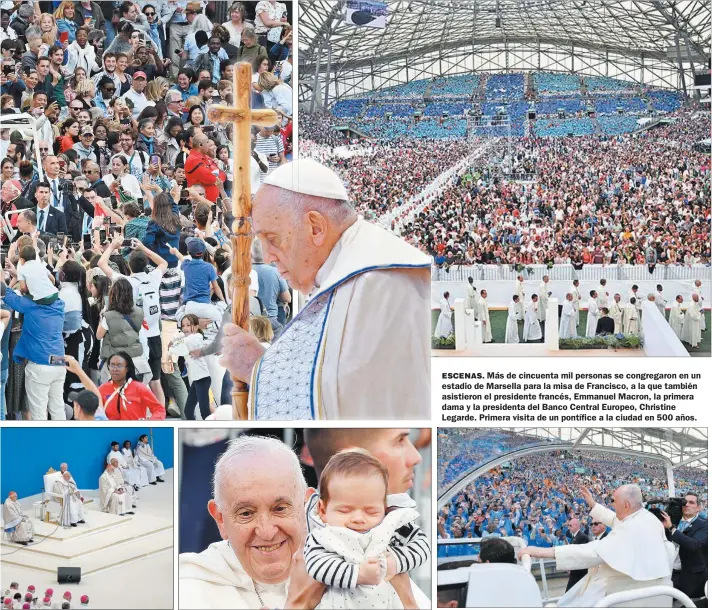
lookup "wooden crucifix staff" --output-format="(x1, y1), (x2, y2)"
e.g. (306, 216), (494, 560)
(207, 62), (279, 420)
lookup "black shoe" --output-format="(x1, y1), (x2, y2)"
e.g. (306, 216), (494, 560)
(150, 481), (157, 485)
(29, 539), (35, 543)
(132, 505), (137, 508)
(127, 511), (135, 515)
(134, 485), (139, 491)
(19, 541), (28, 546)
(78, 520), (86, 524)
(71, 523), (78, 527)
(156, 477), (165, 483)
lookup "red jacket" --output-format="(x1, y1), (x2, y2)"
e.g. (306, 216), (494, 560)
(184, 150), (225, 203)
(100, 379), (166, 421)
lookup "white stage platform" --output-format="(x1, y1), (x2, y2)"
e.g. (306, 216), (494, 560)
(434, 344), (645, 357)
(1, 469), (174, 609)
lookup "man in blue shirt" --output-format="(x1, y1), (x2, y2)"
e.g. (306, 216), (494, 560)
(1, 281), (67, 420)
(251, 240), (291, 339)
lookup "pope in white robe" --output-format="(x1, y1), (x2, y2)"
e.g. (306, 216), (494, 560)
(538, 278), (549, 322)
(519, 485), (674, 608)
(434, 294), (453, 338)
(681, 296), (702, 348)
(586, 294), (599, 338)
(505, 298), (521, 343)
(623, 301), (640, 335)
(523, 297), (543, 342)
(669, 297), (685, 340)
(52, 473), (85, 527)
(107, 447), (142, 489)
(692, 281), (706, 331)
(221, 159), (431, 420)
(560, 295), (577, 339)
(478, 293), (493, 343)
(515, 277), (525, 319)
(610, 297), (623, 335)
(109, 459), (137, 508)
(136, 436), (166, 484)
(2, 492), (34, 544)
(99, 466), (130, 516)
(122, 444), (150, 487)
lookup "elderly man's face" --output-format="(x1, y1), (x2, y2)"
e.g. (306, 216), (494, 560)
(63, 472), (71, 481)
(207, 451), (306, 584)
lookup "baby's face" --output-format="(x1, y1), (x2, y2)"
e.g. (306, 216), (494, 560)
(319, 474), (386, 533)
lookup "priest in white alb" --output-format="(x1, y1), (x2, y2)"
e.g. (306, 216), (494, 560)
(610, 294), (623, 335)
(109, 458), (138, 509)
(692, 279), (706, 331)
(219, 159), (431, 420)
(3, 491), (35, 545)
(122, 440), (150, 487)
(478, 289), (492, 343)
(623, 298), (640, 335)
(571, 279), (581, 330)
(514, 275), (525, 319)
(107, 442), (142, 490)
(560, 293), (577, 339)
(465, 277), (478, 314)
(586, 290), (599, 338)
(434, 292), (453, 339)
(505, 295), (522, 343)
(669, 295), (685, 340)
(654, 285), (666, 318)
(52, 472), (85, 527)
(597, 279), (609, 311)
(538, 276), (549, 322)
(519, 484), (674, 607)
(523, 294), (543, 342)
(99, 464), (131, 516)
(136, 435), (166, 485)
(681, 294), (702, 349)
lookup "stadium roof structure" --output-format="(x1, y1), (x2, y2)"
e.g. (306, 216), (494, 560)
(298, 0), (711, 105)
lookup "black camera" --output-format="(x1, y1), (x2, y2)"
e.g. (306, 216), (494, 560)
(646, 497), (687, 527)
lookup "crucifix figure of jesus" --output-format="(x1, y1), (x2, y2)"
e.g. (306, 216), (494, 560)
(207, 62), (279, 420)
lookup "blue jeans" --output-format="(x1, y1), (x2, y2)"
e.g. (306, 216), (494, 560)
(0, 368), (8, 420)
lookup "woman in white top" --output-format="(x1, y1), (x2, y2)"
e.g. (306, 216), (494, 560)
(222, 2), (248, 47)
(257, 71), (292, 117)
(103, 155), (143, 206)
(254, 0), (287, 47)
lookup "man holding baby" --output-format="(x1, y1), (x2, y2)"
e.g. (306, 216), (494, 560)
(178, 430), (430, 609)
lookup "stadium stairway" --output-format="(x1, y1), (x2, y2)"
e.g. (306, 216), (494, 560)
(579, 75), (587, 97)
(525, 72), (535, 100)
(476, 74), (488, 100)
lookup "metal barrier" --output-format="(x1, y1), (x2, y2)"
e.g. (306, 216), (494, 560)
(432, 263), (712, 283)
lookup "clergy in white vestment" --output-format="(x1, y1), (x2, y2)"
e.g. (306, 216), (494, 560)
(220, 159), (431, 420)
(505, 296), (522, 343)
(107, 442), (142, 489)
(99, 465), (131, 516)
(515, 275), (525, 319)
(518, 484), (674, 607)
(560, 294), (577, 339)
(109, 459), (138, 509)
(669, 295), (685, 340)
(692, 279), (706, 331)
(597, 279), (609, 310)
(478, 290), (493, 343)
(585, 291), (599, 338)
(434, 292), (454, 338)
(654, 285), (666, 319)
(52, 472), (85, 527)
(538, 276), (549, 322)
(629, 286), (642, 316)
(179, 436), (430, 610)
(122, 441), (149, 487)
(610, 294), (623, 335)
(465, 277), (478, 314)
(523, 294), (543, 342)
(681, 294), (702, 348)
(136, 435), (166, 485)
(623, 298), (640, 335)
(571, 280), (582, 329)
(2, 492), (34, 545)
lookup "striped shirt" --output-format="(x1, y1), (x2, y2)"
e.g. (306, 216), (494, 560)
(254, 134), (284, 177)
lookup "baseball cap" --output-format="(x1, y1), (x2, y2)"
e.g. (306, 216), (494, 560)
(69, 390), (99, 414)
(186, 237), (206, 257)
(133, 71), (147, 80)
(80, 126), (94, 136)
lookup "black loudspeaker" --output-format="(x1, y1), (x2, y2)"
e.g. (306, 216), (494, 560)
(58, 567), (81, 584)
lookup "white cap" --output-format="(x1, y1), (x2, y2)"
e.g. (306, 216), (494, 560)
(262, 159), (348, 201)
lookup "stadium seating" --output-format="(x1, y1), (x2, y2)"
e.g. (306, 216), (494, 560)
(534, 72), (581, 96)
(365, 102), (416, 117)
(430, 74), (481, 97)
(485, 73), (525, 101)
(332, 98), (368, 118)
(373, 78), (432, 100)
(594, 96), (647, 114)
(585, 75), (637, 93)
(535, 98), (585, 115)
(598, 115), (641, 135)
(534, 117), (595, 136)
(424, 102), (470, 116)
(649, 89), (683, 112)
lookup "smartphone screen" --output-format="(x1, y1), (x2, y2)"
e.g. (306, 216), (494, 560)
(151, 155), (160, 165)
(103, 216), (111, 226)
(49, 355), (67, 366)
(181, 189), (190, 199)
(83, 234), (92, 249)
(99, 229), (106, 243)
(122, 238), (134, 248)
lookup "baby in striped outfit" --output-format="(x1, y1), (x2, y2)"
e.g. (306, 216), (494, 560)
(304, 449), (430, 609)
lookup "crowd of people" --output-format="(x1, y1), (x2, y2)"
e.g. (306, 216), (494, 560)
(2, 583), (89, 609)
(438, 449), (708, 558)
(0, 0), (294, 420)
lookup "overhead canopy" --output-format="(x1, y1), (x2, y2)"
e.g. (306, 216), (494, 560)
(299, 0), (711, 104)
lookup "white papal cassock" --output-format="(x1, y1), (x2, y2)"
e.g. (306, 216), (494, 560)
(434, 297), (453, 339)
(111, 468), (137, 508)
(585, 298), (599, 337)
(669, 302), (685, 340)
(2, 498), (33, 543)
(538, 283), (548, 322)
(248, 218), (430, 420)
(555, 503), (674, 607)
(107, 450), (142, 489)
(523, 301), (542, 342)
(560, 300), (577, 339)
(136, 441), (165, 483)
(99, 471), (129, 515)
(52, 479), (84, 526)
(681, 300), (702, 348)
(478, 296), (492, 343)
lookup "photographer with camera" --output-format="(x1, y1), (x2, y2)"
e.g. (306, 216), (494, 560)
(661, 494), (708, 605)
